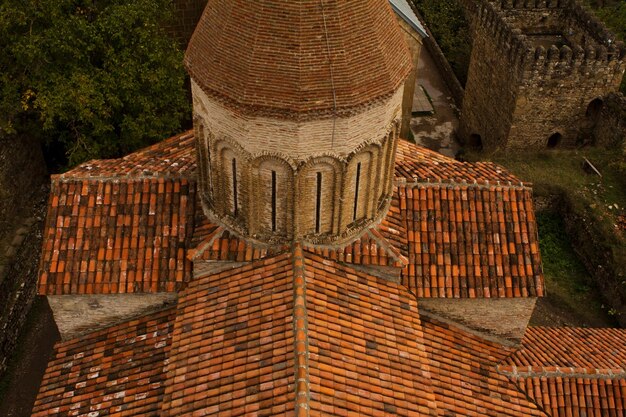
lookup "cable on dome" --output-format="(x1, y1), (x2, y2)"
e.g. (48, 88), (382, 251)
(319, 0), (338, 148)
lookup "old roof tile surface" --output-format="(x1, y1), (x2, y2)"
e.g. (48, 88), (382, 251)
(31, 308), (175, 417)
(185, 0), (412, 116)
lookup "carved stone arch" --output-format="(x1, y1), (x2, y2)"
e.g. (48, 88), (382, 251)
(296, 156), (342, 237)
(343, 145), (380, 228)
(250, 156), (294, 239)
(379, 127), (398, 206)
(214, 142), (247, 222)
(194, 115), (214, 203)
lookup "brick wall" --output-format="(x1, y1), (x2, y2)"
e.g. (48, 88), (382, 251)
(193, 81), (402, 246)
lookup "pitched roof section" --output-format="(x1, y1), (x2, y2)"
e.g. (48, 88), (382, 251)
(58, 131), (196, 179)
(303, 251), (439, 416)
(395, 139), (524, 184)
(389, 0), (428, 37)
(393, 140), (544, 298)
(160, 253), (296, 416)
(31, 307), (175, 417)
(500, 327), (626, 417)
(39, 132), (198, 295)
(505, 327), (626, 373)
(420, 314), (546, 416)
(185, 0), (412, 117)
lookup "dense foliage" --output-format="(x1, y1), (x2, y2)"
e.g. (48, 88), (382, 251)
(0, 0), (189, 168)
(588, 0), (626, 94)
(412, 0), (472, 86)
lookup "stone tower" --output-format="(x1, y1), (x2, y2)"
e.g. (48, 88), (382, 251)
(459, 0), (626, 150)
(185, 0), (412, 245)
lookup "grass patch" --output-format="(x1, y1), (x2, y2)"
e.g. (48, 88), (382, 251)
(535, 211), (611, 324)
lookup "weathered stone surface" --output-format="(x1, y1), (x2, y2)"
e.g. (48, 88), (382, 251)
(418, 297), (537, 344)
(48, 293), (177, 340)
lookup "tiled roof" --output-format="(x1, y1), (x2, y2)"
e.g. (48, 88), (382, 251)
(303, 251), (438, 416)
(511, 376), (625, 417)
(159, 248), (442, 416)
(395, 139), (524, 184)
(393, 140), (544, 298)
(396, 183), (544, 298)
(185, 0), (412, 117)
(420, 314), (546, 416)
(31, 307), (175, 417)
(189, 203), (288, 263)
(505, 327), (626, 373)
(499, 327), (626, 417)
(38, 132), (543, 298)
(39, 178), (196, 295)
(161, 253), (296, 416)
(58, 131), (196, 179)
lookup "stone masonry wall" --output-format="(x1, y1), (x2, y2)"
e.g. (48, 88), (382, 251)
(0, 213), (45, 379)
(47, 293), (178, 340)
(458, 4), (521, 149)
(459, 0), (626, 150)
(593, 93), (626, 152)
(418, 297), (537, 344)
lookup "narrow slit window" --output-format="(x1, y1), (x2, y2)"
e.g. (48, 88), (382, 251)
(353, 162), (361, 221)
(232, 158), (238, 216)
(271, 170), (277, 232)
(315, 172), (322, 234)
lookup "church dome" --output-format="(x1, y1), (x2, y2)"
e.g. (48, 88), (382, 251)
(185, 0), (412, 118)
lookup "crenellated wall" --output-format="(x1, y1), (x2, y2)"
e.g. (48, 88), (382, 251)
(459, 0), (626, 149)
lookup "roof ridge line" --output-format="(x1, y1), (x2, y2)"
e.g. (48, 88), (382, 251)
(187, 226), (225, 261)
(394, 177), (532, 190)
(498, 364), (626, 379)
(52, 173), (194, 182)
(292, 243), (310, 417)
(366, 228), (408, 267)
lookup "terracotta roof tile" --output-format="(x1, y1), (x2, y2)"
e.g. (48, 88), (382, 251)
(420, 314), (546, 416)
(186, 1), (412, 117)
(303, 251), (439, 416)
(31, 307), (175, 417)
(39, 177), (196, 295)
(506, 327), (626, 373)
(509, 376), (625, 417)
(189, 202), (288, 263)
(395, 139), (524, 184)
(499, 327), (626, 417)
(160, 253), (296, 416)
(59, 131), (196, 179)
(396, 183), (544, 298)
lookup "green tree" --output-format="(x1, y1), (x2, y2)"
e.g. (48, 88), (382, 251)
(0, 0), (189, 168)
(413, 0), (472, 86)
(590, 1), (626, 94)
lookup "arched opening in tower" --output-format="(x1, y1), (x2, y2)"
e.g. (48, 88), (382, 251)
(547, 132), (562, 148)
(585, 98), (603, 126)
(468, 133), (483, 150)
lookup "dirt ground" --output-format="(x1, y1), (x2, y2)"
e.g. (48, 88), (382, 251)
(0, 297), (60, 417)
